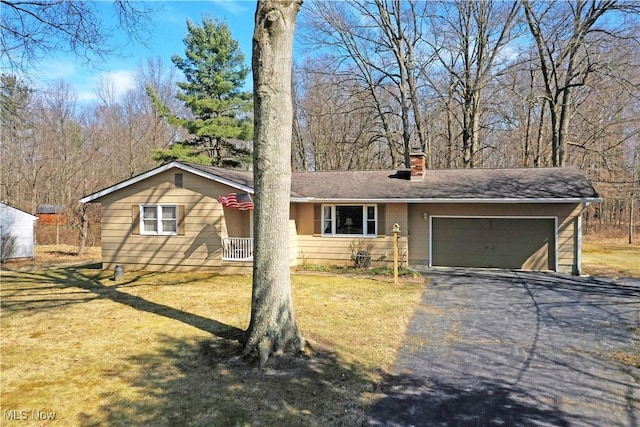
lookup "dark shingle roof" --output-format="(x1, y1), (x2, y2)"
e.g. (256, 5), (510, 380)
(189, 163), (600, 202)
(80, 161), (600, 204)
(36, 204), (64, 214)
(187, 164), (255, 188)
(415, 167), (599, 200)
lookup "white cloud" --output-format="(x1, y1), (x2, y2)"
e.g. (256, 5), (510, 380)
(214, 0), (252, 16)
(22, 59), (77, 89)
(24, 60), (136, 104)
(73, 69), (137, 104)
(103, 69), (136, 95)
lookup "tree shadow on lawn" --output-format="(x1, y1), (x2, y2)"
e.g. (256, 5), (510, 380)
(72, 333), (578, 426)
(3, 265), (373, 425)
(3, 264), (365, 424)
(77, 334), (376, 426)
(1, 264), (244, 340)
(74, 334), (578, 427)
(3, 265), (617, 425)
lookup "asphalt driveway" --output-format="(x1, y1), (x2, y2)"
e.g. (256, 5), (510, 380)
(368, 269), (640, 426)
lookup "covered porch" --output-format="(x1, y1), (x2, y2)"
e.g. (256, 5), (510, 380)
(221, 219), (299, 267)
(222, 237), (253, 261)
(218, 191), (254, 263)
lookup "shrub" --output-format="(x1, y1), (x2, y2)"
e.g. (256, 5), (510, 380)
(349, 239), (374, 268)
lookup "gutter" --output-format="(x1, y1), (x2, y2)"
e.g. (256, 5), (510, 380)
(290, 197), (603, 204)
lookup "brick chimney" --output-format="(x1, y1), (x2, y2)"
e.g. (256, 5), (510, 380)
(410, 151), (426, 180)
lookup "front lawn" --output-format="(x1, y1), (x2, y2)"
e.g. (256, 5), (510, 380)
(0, 259), (424, 426)
(582, 240), (640, 277)
(3, 238), (636, 425)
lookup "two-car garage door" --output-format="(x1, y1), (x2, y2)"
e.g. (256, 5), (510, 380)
(430, 217), (556, 271)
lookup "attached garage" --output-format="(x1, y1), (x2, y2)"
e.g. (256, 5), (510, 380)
(430, 216), (556, 270)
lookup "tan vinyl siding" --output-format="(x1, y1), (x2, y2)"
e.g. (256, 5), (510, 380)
(98, 170), (249, 272)
(382, 203), (408, 236)
(292, 203), (409, 267)
(292, 203), (315, 235)
(223, 209), (251, 237)
(289, 220), (298, 266)
(557, 206), (582, 273)
(295, 235), (408, 267)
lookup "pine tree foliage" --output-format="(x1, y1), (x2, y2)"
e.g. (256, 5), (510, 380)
(149, 18), (253, 168)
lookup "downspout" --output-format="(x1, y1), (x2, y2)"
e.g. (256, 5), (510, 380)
(576, 203), (587, 276)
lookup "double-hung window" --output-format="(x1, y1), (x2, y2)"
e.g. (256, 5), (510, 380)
(141, 205), (177, 235)
(322, 204), (377, 236)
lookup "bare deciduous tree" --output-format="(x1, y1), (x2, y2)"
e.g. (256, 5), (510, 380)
(293, 65), (389, 170)
(301, 0), (433, 168)
(1, 0), (155, 73)
(0, 74), (33, 206)
(429, 0), (520, 168)
(522, 0), (639, 166)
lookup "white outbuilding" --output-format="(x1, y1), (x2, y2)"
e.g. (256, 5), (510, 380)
(0, 202), (37, 261)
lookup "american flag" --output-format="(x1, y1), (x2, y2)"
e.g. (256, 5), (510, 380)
(217, 193), (254, 210)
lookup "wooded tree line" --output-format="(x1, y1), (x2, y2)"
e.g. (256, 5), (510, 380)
(1, 0), (638, 244)
(0, 58), (182, 250)
(292, 0), (639, 238)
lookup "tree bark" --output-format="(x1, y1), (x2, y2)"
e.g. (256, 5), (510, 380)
(77, 203), (89, 256)
(244, 0), (304, 368)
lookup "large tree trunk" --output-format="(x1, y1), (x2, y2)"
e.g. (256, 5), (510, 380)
(243, 0), (304, 368)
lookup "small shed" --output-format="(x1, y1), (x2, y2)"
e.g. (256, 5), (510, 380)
(0, 203), (38, 261)
(36, 204), (66, 225)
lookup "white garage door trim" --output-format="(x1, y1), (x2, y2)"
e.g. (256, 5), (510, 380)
(428, 215), (559, 271)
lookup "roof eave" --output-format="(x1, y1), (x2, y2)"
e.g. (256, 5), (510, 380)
(80, 162), (254, 203)
(290, 197), (602, 204)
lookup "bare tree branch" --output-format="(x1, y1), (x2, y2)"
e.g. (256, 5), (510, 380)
(0, 0), (157, 73)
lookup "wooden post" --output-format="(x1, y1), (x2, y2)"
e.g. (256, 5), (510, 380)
(630, 150), (636, 245)
(392, 223), (400, 285)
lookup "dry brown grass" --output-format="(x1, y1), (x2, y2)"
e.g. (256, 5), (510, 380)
(3, 244), (101, 269)
(1, 246), (425, 426)
(3, 239), (636, 425)
(582, 240), (640, 278)
(609, 327), (640, 377)
(581, 237), (639, 371)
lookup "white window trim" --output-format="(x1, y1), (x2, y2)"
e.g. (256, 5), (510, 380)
(140, 205), (178, 236)
(321, 204), (377, 237)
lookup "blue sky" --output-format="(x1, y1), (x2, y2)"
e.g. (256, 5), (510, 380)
(32, 1), (258, 103)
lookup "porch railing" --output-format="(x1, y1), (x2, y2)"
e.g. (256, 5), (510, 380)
(222, 237), (253, 261)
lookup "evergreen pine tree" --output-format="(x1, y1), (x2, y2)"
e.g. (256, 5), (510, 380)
(149, 18), (252, 168)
